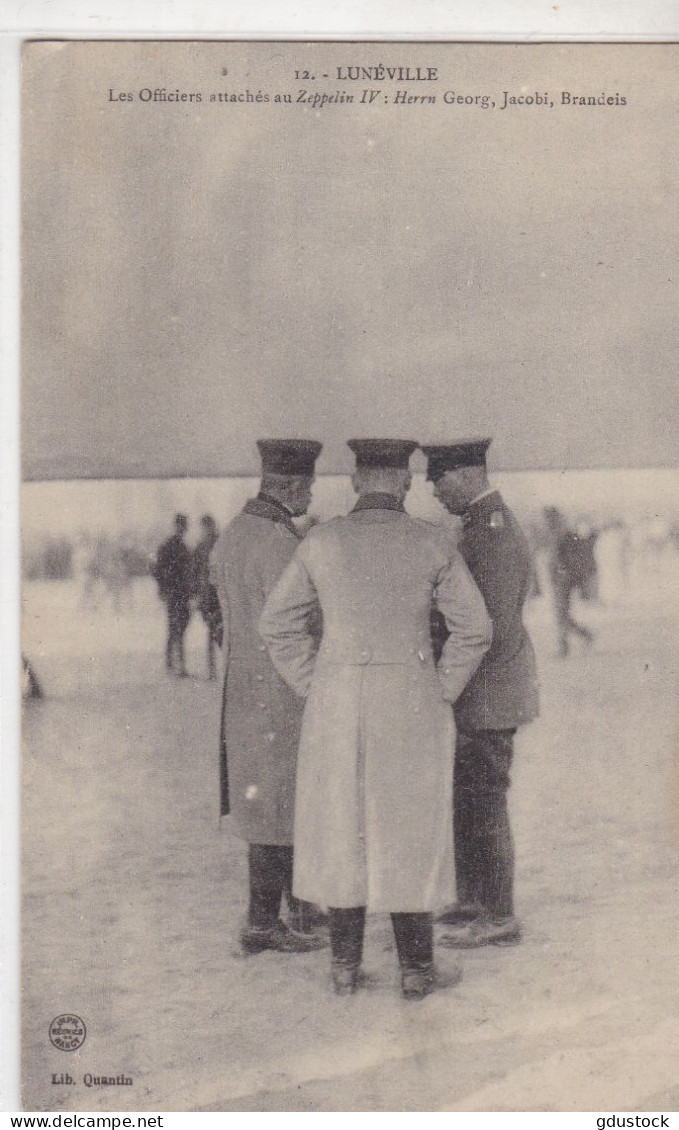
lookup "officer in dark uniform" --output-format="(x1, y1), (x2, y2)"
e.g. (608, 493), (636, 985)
(153, 514), (193, 677)
(422, 438), (540, 948)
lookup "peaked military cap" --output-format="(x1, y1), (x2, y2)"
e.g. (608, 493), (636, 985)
(256, 438), (322, 476)
(421, 437), (493, 482)
(347, 438), (418, 469)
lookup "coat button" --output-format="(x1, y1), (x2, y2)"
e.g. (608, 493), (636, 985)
(256, 674), (264, 682)
(258, 644), (266, 652)
(259, 702), (267, 709)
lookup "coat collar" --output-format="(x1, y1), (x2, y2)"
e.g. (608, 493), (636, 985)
(461, 489), (504, 530)
(242, 494), (301, 538)
(351, 492), (406, 514)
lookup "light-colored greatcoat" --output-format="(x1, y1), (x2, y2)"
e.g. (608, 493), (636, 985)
(210, 497), (306, 845)
(259, 501), (492, 912)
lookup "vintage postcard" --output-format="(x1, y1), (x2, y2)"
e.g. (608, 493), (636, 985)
(20, 40), (679, 1112)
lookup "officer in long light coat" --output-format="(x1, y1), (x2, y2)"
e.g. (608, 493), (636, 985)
(209, 438), (326, 955)
(259, 439), (492, 999)
(423, 438), (539, 949)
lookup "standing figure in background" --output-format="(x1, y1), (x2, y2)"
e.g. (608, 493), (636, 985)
(210, 439), (326, 955)
(424, 438), (539, 949)
(260, 439), (492, 999)
(595, 521), (631, 606)
(192, 514), (223, 680)
(544, 506), (596, 657)
(153, 514), (192, 677)
(22, 655), (43, 700)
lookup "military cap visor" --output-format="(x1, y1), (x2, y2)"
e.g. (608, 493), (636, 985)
(256, 438), (322, 476)
(421, 438), (493, 482)
(347, 438), (418, 469)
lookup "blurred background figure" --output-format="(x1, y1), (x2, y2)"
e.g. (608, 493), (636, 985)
(21, 655), (43, 700)
(104, 541), (135, 614)
(543, 506), (597, 657)
(573, 519), (599, 602)
(80, 534), (110, 610)
(594, 520), (631, 606)
(630, 515), (673, 594)
(152, 514), (192, 677)
(191, 514), (223, 680)
(77, 534), (136, 613)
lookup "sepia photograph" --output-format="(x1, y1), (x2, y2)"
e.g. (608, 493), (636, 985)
(18, 38), (679, 1112)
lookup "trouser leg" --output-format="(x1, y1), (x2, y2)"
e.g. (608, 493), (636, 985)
(167, 604), (185, 669)
(286, 891), (321, 932)
(328, 907), (366, 968)
(247, 847), (318, 933)
(554, 583), (592, 652)
(207, 630), (217, 678)
(553, 582), (571, 654)
(168, 602), (189, 674)
(177, 605), (189, 674)
(464, 729), (516, 920)
(454, 736), (483, 907)
(165, 606), (174, 668)
(564, 591), (594, 642)
(248, 844), (293, 928)
(391, 912), (433, 970)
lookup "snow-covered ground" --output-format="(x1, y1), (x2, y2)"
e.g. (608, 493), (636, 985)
(20, 551), (679, 1111)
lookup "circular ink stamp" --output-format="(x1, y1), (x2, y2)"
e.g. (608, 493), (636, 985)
(49, 1015), (87, 1051)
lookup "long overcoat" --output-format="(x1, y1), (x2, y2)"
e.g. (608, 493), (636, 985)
(209, 497), (307, 844)
(452, 491), (540, 733)
(259, 497), (492, 912)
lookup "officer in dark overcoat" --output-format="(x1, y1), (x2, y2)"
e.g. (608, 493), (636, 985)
(422, 438), (540, 948)
(209, 439), (326, 955)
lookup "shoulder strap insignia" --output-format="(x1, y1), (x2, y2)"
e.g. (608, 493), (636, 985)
(489, 510), (505, 529)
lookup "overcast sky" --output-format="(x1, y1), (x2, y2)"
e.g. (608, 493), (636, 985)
(22, 42), (679, 478)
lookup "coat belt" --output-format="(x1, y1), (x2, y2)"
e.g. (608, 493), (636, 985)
(317, 646), (434, 667)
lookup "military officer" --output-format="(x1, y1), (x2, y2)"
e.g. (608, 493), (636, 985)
(422, 438), (540, 948)
(259, 439), (492, 999)
(209, 438), (326, 955)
